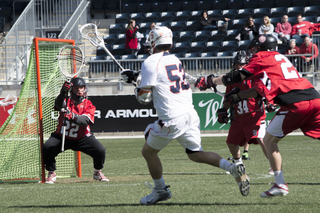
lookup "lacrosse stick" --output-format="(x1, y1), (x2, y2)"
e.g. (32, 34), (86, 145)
(0, 94), (17, 107)
(57, 45), (85, 152)
(184, 73), (224, 96)
(79, 23), (125, 71)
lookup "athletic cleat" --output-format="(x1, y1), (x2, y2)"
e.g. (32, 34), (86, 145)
(229, 163), (250, 196)
(45, 171), (56, 184)
(269, 168), (274, 175)
(140, 182), (172, 205)
(93, 170), (109, 182)
(227, 155), (234, 161)
(242, 152), (250, 160)
(260, 183), (289, 198)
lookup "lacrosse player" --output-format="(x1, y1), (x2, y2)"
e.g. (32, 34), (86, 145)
(122, 26), (250, 205)
(42, 77), (108, 183)
(216, 50), (273, 174)
(195, 34), (320, 198)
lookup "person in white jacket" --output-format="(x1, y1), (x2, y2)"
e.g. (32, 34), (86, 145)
(259, 16), (274, 35)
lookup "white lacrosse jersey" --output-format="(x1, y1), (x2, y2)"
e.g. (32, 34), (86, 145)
(140, 52), (194, 120)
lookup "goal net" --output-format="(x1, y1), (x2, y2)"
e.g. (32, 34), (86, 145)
(0, 38), (81, 182)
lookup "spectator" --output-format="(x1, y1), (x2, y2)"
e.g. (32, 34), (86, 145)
(299, 36), (319, 72)
(259, 16), (274, 35)
(200, 10), (230, 31)
(291, 14), (320, 39)
(239, 17), (259, 40)
(273, 15), (292, 44)
(143, 22), (156, 54)
(125, 19), (139, 55)
(285, 39), (300, 69)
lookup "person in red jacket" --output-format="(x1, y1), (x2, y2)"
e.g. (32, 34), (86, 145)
(291, 14), (320, 39)
(285, 39), (300, 69)
(43, 77), (108, 184)
(125, 19), (139, 55)
(299, 36), (319, 72)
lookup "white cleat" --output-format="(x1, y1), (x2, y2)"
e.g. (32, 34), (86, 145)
(140, 182), (172, 205)
(260, 183), (289, 198)
(229, 163), (250, 196)
(93, 170), (109, 182)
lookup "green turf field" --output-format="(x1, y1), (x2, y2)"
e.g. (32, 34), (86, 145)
(1, 135), (320, 212)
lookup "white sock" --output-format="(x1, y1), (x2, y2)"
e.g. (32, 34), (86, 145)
(154, 176), (166, 190)
(219, 159), (232, 171)
(94, 169), (100, 173)
(233, 158), (243, 165)
(274, 171), (285, 185)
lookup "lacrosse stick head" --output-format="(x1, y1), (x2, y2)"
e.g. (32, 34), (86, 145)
(57, 45), (85, 80)
(79, 23), (104, 47)
(0, 94), (17, 107)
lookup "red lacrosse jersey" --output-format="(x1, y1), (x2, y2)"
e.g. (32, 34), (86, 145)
(226, 80), (266, 120)
(54, 97), (95, 140)
(242, 51), (315, 105)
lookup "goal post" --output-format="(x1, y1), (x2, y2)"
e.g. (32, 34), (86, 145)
(0, 37), (82, 183)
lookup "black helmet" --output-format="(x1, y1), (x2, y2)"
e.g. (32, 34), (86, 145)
(234, 50), (248, 64)
(247, 34), (277, 51)
(70, 77), (87, 102)
(71, 77), (86, 87)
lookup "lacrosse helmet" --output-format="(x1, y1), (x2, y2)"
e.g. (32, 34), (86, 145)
(148, 26), (173, 54)
(247, 34), (277, 52)
(70, 77), (87, 102)
(234, 50), (248, 64)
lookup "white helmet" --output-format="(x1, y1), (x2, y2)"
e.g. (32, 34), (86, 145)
(148, 26), (173, 54)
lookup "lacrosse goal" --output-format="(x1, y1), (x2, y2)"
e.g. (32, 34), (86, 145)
(0, 38), (82, 183)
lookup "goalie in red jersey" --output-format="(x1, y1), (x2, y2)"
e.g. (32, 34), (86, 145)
(195, 34), (320, 198)
(43, 77), (108, 183)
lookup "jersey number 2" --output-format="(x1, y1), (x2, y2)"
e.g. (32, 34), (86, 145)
(166, 64), (190, 94)
(61, 121), (79, 138)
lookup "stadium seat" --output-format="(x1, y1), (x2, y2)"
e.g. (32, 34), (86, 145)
(226, 29), (240, 40)
(185, 21), (200, 31)
(292, 0), (308, 7)
(204, 41), (223, 52)
(116, 33), (126, 44)
(210, 30), (227, 41)
(287, 6), (304, 17)
(253, 8), (271, 18)
(179, 31), (195, 42)
(166, 1), (182, 12)
(172, 53), (185, 58)
(303, 16), (316, 23)
(243, 0), (259, 9)
(155, 21), (171, 28)
(151, 2), (166, 12)
(222, 9), (238, 20)
(185, 52), (201, 58)
(189, 41), (206, 53)
(121, 54), (137, 60)
(137, 54), (149, 60)
(207, 10), (222, 19)
(201, 52), (218, 57)
(309, 0), (320, 6)
(90, 55), (107, 61)
(190, 10), (203, 21)
(115, 13), (130, 24)
(175, 11), (191, 21)
(172, 31), (180, 43)
(221, 40), (238, 52)
(137, 2), (152, 13)
(170, 21), (186, 32)
(294, 37), (305, 46)
(270, 7), (288, 18)
(269, 17), (282, 26)
(304, 6), (320, 17)
(139, 22), (152, 34)
(130, 13), (145, 24)
(144, 12), (160, 23)
(112, 44), (126, 55)
(236, 9), (254, 19)
(275, 0), (292, 7)
(258, 0), (275, 8)
(195, 30), (211, 42)
(237, 40), (251, 50)
(183, 53), (200, 70)
(212, 0), (228, 10)
(103, 34), (118, 45)
(97, 44), (113, 56)
(253, 18), (263, 28)
(232, 18), (247, 29)
(106, 0), (118, 10)
(159, 11), (176, 22)
(227, 0), (244, 9)
(109, 23), (124, 34)
(182, 1), (197, 12)
(197, 1), (213, 11)
(288, 16), (297, 25)
(172, 42), (190, 53)
(122, 3), (137, 13)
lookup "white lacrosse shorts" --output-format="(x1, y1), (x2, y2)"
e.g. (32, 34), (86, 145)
(144, 109), (202, 152)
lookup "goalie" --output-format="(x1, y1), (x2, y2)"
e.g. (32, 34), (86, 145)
(42, 77), (109, 183)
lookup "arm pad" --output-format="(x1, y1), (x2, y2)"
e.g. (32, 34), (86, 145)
(135, 87), (153, 105)
(221, 69), (253, 86)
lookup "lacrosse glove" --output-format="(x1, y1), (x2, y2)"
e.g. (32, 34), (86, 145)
(121, 70), (141, 84)
(217, 108), (229, 124)
(194, 74), (216, 91)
